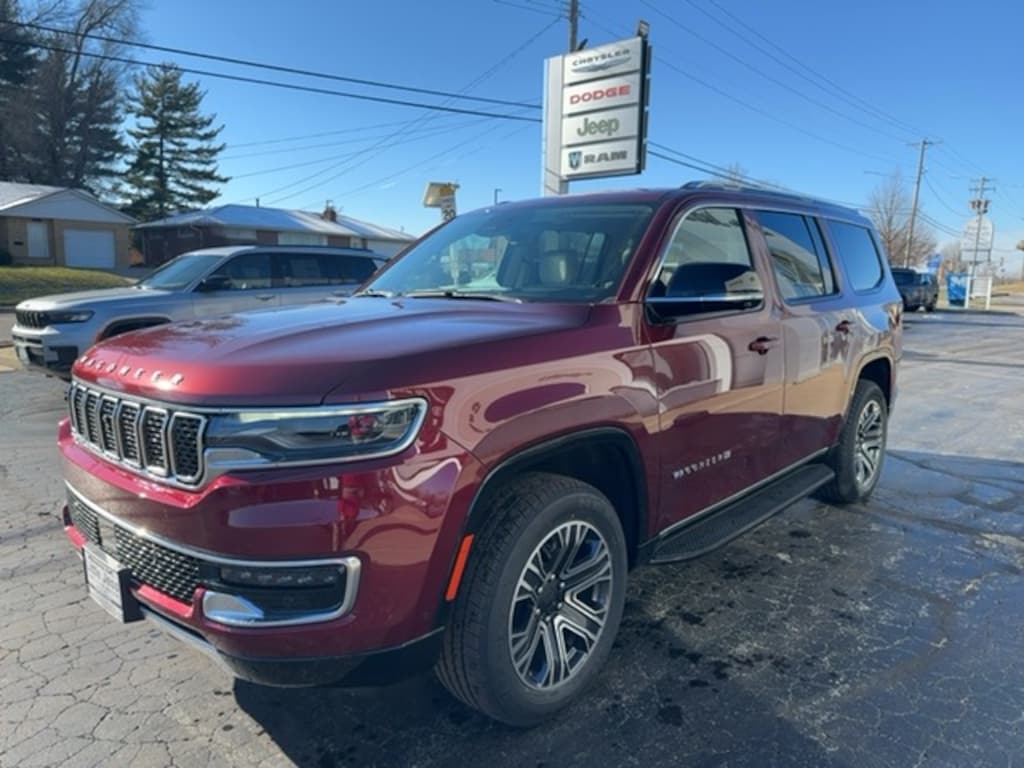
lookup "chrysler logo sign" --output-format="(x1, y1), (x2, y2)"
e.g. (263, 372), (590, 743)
(568, 47), (632, 76)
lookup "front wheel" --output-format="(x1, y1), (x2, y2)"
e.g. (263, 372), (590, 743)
(925, 299), (936, 313)
(436, 473), (627, 726)
(817, 380), (888, 504)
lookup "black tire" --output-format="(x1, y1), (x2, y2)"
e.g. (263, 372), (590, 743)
(817, 380), (888, 504)
(925, 300), (936, 313)
(436, 472), (628, 727)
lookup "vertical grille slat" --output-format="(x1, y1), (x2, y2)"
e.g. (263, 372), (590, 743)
(66, 383), (205, 486)
(99, 397), (119, 456)
(117, 402), (141, 465)
(141, 408), (169, 473)
(84, 391), (102, 446)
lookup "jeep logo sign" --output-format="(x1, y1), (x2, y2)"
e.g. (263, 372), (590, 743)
(561, 107), (639, 148)
(562, 74), (640, 116)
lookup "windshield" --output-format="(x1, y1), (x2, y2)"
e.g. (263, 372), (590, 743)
(137, 253), (226, 291)
(363, 202), (656, 302)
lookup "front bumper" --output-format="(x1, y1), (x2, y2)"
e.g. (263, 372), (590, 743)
(11, 324), (85, 375)
(59, 416), (480, 683)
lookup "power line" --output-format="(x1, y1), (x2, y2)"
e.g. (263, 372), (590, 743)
(649, 142), (788, 191)
(229, 122), (489, 180)
(702, 0), (929, 140)
(225, 118), (465, 150)
(13, 20), (542, 111)
(582, 12), (902, 166)
(258, 19), (556, 205)
(923, 174), (966, 219)
(0, 37), (541, 123)
(639, 0), (913, 145)
(221, 120), (477, 160)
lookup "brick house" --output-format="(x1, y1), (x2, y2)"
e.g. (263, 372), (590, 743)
(134, 204), (416, 265)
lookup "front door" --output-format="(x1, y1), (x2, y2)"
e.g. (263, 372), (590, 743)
(644, 206), (786, 536)
(192, 251), (280, 317)
(27, 221), (50, 261)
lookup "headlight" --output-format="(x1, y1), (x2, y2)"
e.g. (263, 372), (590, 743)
(205, 398), (427, 468)
(48, 310), (94, 323)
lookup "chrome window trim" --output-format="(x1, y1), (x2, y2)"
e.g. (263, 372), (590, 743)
(66, 482), (362, 627)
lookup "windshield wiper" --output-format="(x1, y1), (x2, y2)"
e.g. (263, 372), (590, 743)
(403, 290), (522, 303)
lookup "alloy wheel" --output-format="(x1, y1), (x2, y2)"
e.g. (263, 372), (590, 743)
(854, 399), (885, 489)
(507, 520), (613, 690)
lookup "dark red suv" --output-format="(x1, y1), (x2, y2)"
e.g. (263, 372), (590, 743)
(60, 183), (901, 725)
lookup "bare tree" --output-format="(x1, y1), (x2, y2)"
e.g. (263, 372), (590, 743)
(7, 0), (140, 191)
(867, 171), (937, 267)
(716, 162), (747, 185)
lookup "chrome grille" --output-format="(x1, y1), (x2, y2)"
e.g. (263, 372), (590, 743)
(15, 309), (49, 329)
(68, 382), (207, 487)
(67, 489), (201, 604)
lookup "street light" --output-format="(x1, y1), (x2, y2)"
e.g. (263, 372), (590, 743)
(493, 188), (502, 205)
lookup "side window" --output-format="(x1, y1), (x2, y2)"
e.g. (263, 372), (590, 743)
(649, 207), (763, 316)
(756, 211), (836, 301)
(280, 253), (330, 287)
(827, 221), (884, 292)
(208, 252), (273, 290)
(332, 256), (377, 286)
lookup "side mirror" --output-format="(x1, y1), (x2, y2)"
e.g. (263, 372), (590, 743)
(197, 275), (230, 292)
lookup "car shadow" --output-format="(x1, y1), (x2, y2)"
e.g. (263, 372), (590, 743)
(233, 449), (1024, 767)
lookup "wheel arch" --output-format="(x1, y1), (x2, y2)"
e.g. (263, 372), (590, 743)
(462, 427), (650, 569)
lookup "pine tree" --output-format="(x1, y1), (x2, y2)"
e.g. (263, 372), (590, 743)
(124, 64), (228, 220)
(0, 0), (39, 180)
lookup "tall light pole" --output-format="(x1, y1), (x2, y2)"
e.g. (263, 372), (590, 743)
(904, 139), (936, 267)
(493, 188), (502, 205)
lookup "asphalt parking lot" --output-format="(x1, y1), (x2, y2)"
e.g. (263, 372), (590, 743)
(1, 310), (1023, 768)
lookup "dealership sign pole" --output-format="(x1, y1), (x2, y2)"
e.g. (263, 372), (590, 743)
(542, 31), (651, 196)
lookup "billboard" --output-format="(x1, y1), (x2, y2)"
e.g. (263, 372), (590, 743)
(542, 35), (650, 192)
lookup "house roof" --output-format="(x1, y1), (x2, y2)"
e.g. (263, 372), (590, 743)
(0, 182), (136, 223)
(135, 204), (415, 242)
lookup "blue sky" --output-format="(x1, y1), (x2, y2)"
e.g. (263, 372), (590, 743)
(143, 0), (1024, 272)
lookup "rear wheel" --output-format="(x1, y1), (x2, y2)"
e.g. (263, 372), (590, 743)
(925, 299), (936, 312)
(818, 380), (888, 504)
(436, 472), (627, 726)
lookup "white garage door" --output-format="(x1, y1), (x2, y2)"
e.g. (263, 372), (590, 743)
(64, 229), (115, 269)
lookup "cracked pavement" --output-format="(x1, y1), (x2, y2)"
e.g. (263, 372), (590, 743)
(1, 309), (1023, 767)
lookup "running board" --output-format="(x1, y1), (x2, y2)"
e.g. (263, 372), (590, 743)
(650, 463), (834, 564)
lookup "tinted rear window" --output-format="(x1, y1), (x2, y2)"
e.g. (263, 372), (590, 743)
(827, 221), (884, 292)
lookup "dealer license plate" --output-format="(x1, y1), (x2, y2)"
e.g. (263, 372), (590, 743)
(83, 544), (141, 623)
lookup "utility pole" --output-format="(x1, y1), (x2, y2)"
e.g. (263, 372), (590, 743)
(968, 177), (994, 275)
(904, 139), (936, 267)
(568, 0), (580, 51)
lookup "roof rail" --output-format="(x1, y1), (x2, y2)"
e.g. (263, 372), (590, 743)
(679, 180), (856, 211)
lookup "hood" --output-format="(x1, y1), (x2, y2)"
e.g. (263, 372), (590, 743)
(18, 286), (170, 310)
(73, 297), (592, 406)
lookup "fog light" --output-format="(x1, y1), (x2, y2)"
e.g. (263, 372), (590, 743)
(218, 564), (343, 588)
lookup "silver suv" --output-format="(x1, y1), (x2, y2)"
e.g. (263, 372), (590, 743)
(12, 245), (385, 377)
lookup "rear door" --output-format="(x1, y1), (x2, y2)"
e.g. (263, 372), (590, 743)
(192, 251), (279, 317)
(749, 210), (849, 465)
(643, 205), (786, 534)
